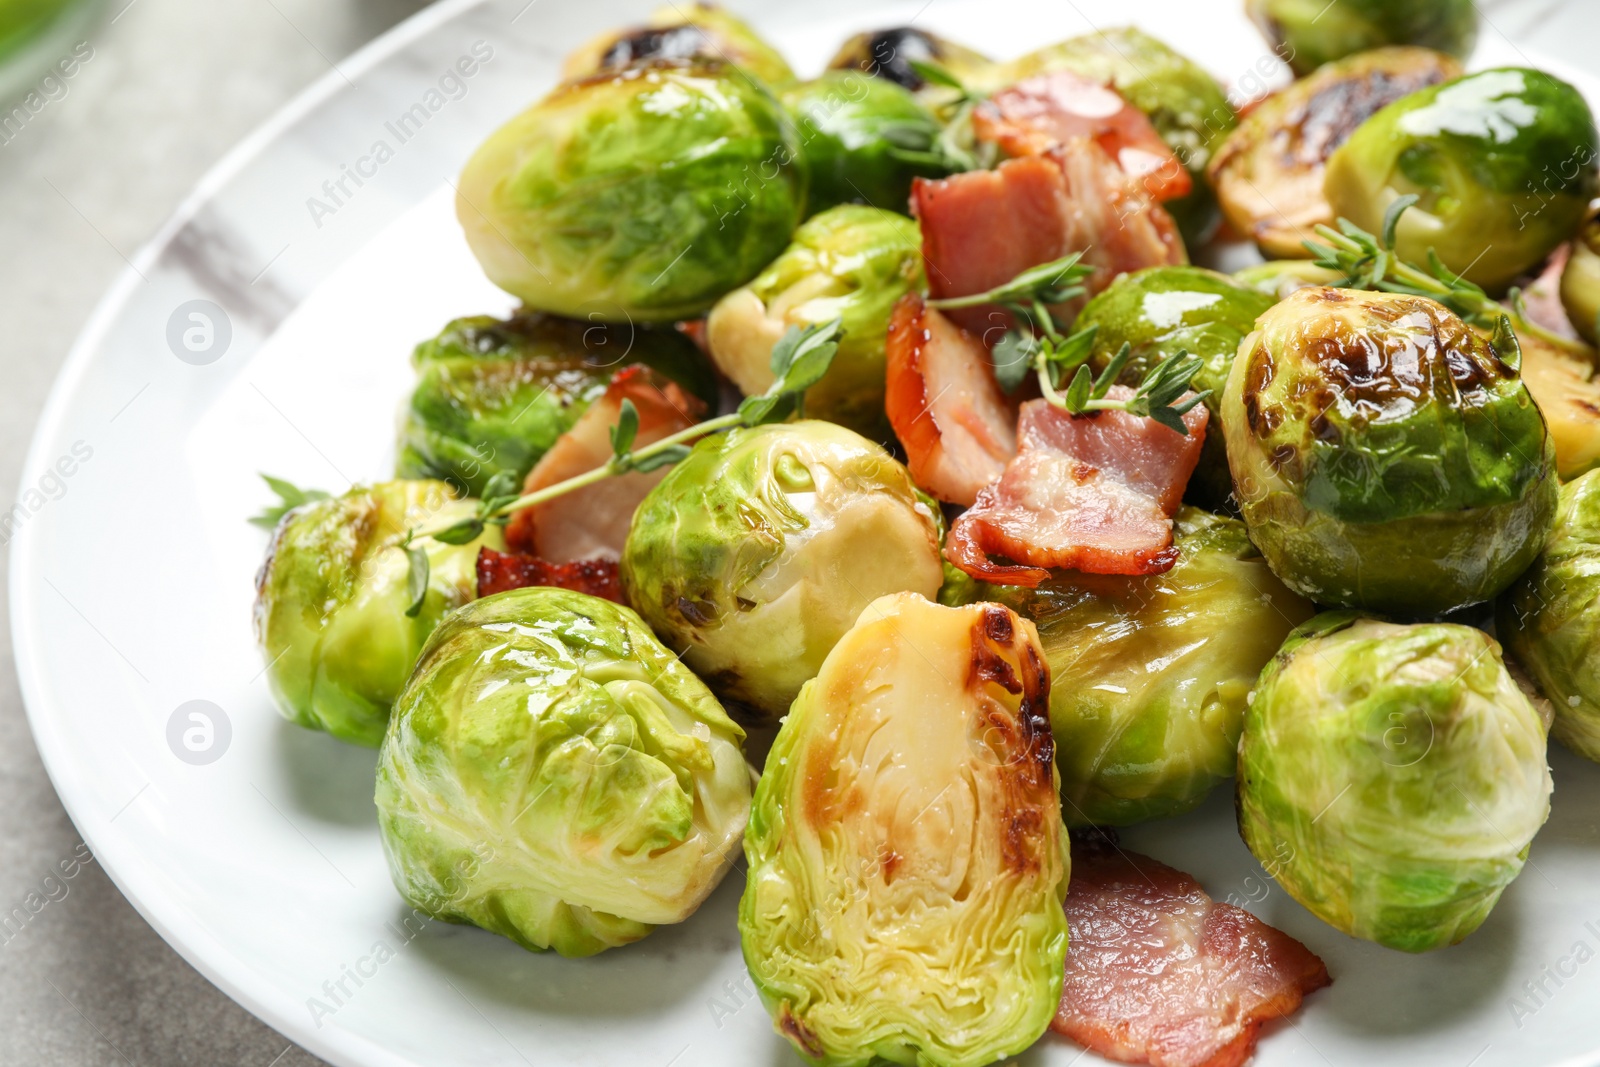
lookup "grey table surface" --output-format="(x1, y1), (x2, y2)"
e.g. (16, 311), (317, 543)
(1, 0), (1597, 1064)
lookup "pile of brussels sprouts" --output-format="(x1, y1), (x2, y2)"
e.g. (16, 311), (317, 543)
(248, 2), (1600, 1063)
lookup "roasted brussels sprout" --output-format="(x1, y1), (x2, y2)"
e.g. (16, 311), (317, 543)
(1324, 68), (1600, 292)
(457, 59), (805, 323)
(993, 29), (1237, 242)
(1238, 612), (1551, 952)
(396, 311), (714, 497)
(826, 26), (993, 96)
(1223, 287), (1558, 614)
(982, 509), (1313, 826)
(706, 206), (923, 437)
(620, 421), (944, 722)
(253, 480), (500, 747)
(375, 588), (751, 958)
(740, 592), (1068, 1066)
(1246, 0), (1479, 76)
(1208, 47), (1462, 260)
(1499, 470), (1600, 763)
(1562, 204), (1600, 344)
(562, 2), (794, 86)
(1512, 329), (1600, 480)
(1074, 266), (1275, 506)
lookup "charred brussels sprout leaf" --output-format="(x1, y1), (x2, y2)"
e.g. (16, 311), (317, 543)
(1499, 470), (1600, 763)
(252, 480), (500, 747)
(739, 593), (1068, 1067)
(562, 1), (795, 86)
(707, 206), (924, 438)
(983, 509), (1313, 826)
(1247, 0), (1479, 76)
(457, 59), (806, 323)
(620, 421), (944, 722)
(1222, 287), (1557, 614)
(1238, 613), (1551, 952)
(825, 26), (993, 97)
(1562, 205), (1600, 345)
(396, 311), (714, 497)
(1325, 68), (1600, 292)
(375, 588), (751, 958)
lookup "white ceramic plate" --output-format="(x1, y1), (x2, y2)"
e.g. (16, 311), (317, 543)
(14, 2), (1600, 1064)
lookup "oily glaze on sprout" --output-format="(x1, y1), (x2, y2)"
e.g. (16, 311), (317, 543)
(457, 59), (805, 323)
(561, 1), (795, 86)
(1223, 286), (1557, 614)
(1246, 0), (1479, 76)
(825, 26), (993, 97)
(1238, 613), (1551, 953)
(739, 593), (1068, 1067)
(375, 588), (751, 958)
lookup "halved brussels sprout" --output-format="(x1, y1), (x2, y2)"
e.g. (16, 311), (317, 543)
(457, 59), (805, 323)
(396, 311), (714, 497)
(1222, 287), (1558, 614)
(1562, 204), (1600, 344)
(620, 421), (944, 722)
(982, 509), (1312, 827)
(1246, 0), (1478, 76)
(1512, 328), (1600, 479)
(1233, 259), (1342, 300)
(375, 588), (751, 958)
(562, 2), (794, 86)
(706, 206), (924, 438)
(1499, 470), (1600, 763)
(1208, 47), (1462, 259)
(1238, 612), (1551, 952)
(825, 26), (993, 97)
(1324, 68), (1600, 292)
(1074, 266), (1275, 506)
(253, 480), (500, 747)
(991, 29), (1237, 243)
(740, 592), (1068, 1066)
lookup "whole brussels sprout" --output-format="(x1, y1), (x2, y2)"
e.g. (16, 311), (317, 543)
(1223, 287), (1558, 614)
(781, 73), (951, 215)
(981, 509), (1313, 827)
(1238, 612), (1551, 952)
(1246, 0), (1479, 76)
(1324, 68), (1600, 293)
(457, 59), (806, 323)
(562, 2), (794, 87)
(1074, 266), (1274, 507)
(1562, 204), (1600, 344)
(620, 421), (944, 722)
(253, 480), (500, 747)
(740, 592), (1068, 1067)
(826, 26), (993, 97)
(396, 311), (714, 497)
(1499, 470), (1600, 763)
(992, 28), (1237, 243)
(375, 588), (751, 958)
(706, 206), (923, 438)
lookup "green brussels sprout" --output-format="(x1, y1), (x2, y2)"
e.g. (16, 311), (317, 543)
(1562, 204), (1600, 344)
(992, 28), (1237, 243)
(1232, 260), (1343, 301)
(457, 59), (806, 324)
(1223, 287), (1558, 614)
(1074, 266), (1275, 507)
(375, 588), (751, 958)
(562, 2), (795, 87)
(1324, 68), (1600, 292)
(740, 592), (1068, 1066)
(781, 73), (951, 215)
(1499, 469), (1600, 763)
(1246, 0), (1479, 76)
(706, 206), (923, 438)
(620, 421), (944, 722)
(1238, 612), (1552, 952)
(982, 509), (1314, 827)
(396, 311), (715, 497)
(825, 26), (994, 98)
(253, 480), (501, 747)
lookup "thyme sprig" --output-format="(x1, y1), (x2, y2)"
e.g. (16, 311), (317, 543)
(248, 475), (330, 529)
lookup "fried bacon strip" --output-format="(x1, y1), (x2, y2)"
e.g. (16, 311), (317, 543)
(946, 392), (1206, 585)
(476, 546), (625, 603)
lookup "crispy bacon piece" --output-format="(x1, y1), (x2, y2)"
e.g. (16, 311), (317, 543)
(476, 547), (625, 604)
(946, 391), (1206, 585)
(885, 293), (1018, 506)
(974, 72), (1192, 202)
(1054, 835), (1330, 1067)
(912, 140), (1185, 335)
(504, 365), (704, 562)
